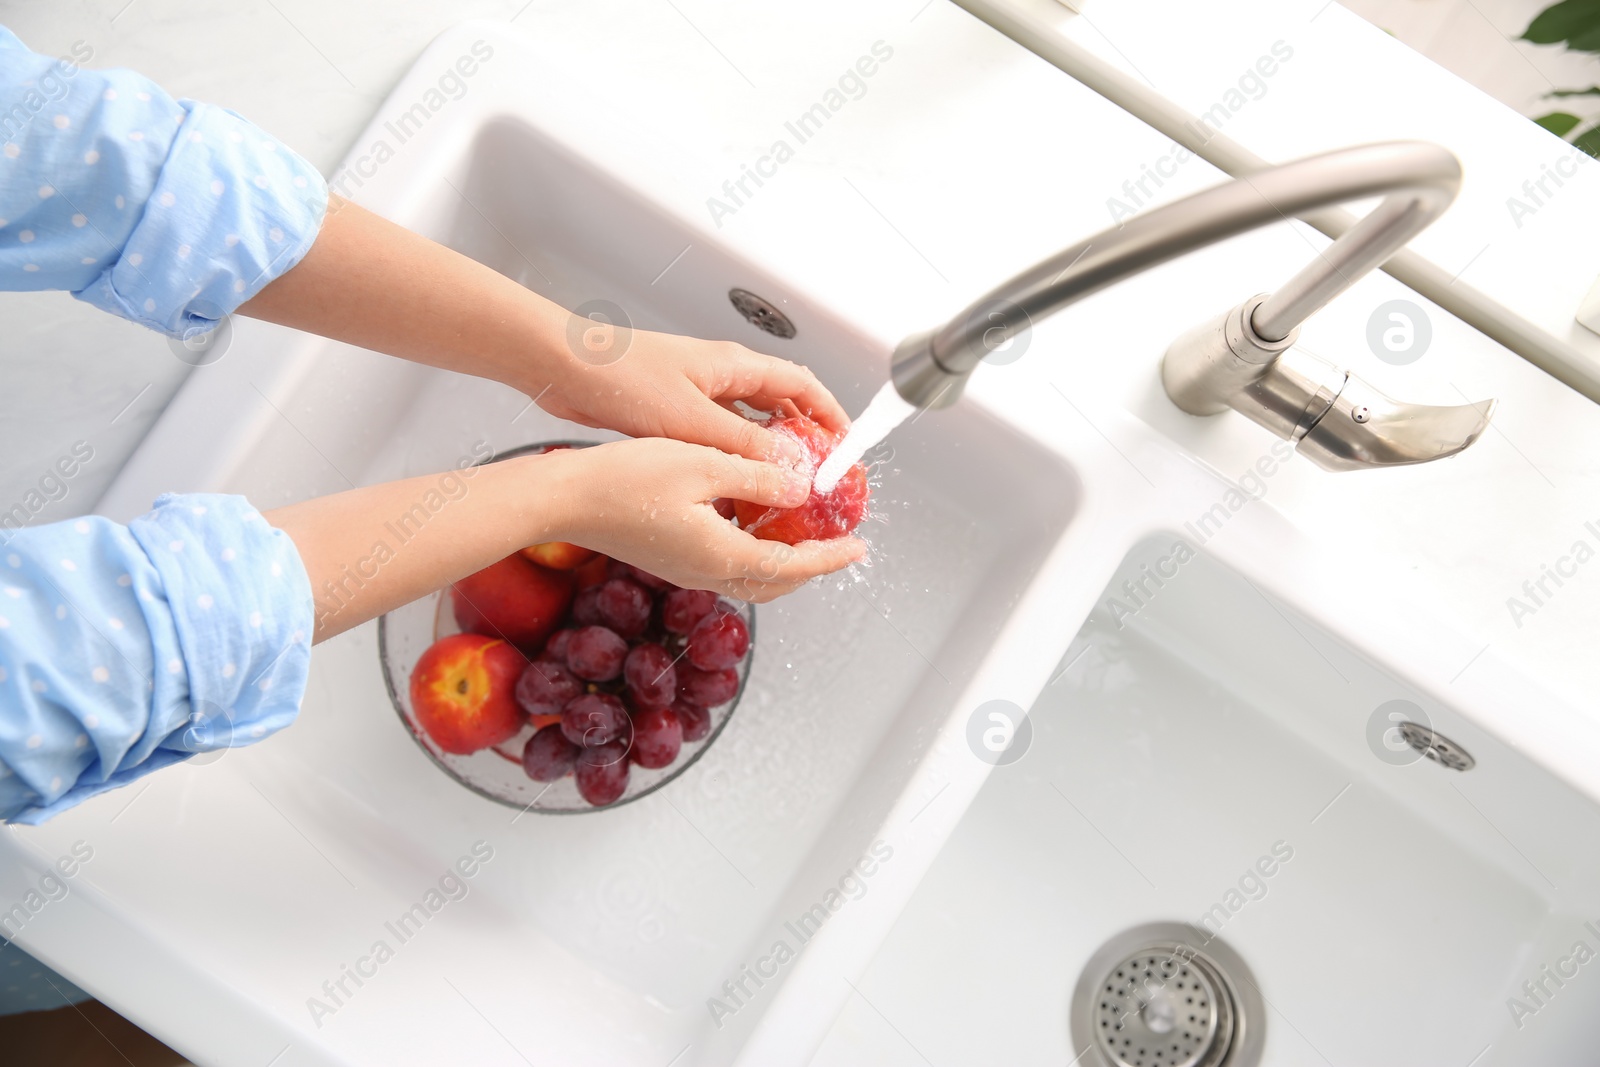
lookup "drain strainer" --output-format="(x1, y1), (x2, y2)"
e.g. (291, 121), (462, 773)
(1072, 924), (1263, 1067)
(1093, 948), (1232, 1067)
(729, 288), (796, 339)
(1397, 721), (1475, 771)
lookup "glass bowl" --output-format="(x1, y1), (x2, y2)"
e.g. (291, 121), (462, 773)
(377, 441), (753, 813)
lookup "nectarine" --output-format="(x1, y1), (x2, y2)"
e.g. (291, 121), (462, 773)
(451, 553), (573, 654)
(734, 415), (868, 544)
(410, 633), (528, 754)
(520, 541), (598, 571)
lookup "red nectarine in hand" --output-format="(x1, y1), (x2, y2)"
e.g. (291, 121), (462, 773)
(734, 415), (868, 545)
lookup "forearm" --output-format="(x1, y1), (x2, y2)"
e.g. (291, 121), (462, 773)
(239, 197), (570, 397)
(266, 451), (578, 642)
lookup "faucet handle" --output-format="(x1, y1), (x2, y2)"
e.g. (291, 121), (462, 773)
(1295, 373), (1496, 472)
(1164, 297), (1498, 471)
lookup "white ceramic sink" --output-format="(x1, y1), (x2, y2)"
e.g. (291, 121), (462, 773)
(6, 16), (1600, 1067)
(810, 542), (1600, 1067)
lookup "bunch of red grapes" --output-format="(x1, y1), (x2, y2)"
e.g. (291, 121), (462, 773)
(519, 572), (752, 805)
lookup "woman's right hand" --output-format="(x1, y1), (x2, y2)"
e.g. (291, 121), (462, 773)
(542, 438), (866, 602)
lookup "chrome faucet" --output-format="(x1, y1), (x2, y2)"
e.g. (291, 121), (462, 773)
(890, 141), (1496, 471)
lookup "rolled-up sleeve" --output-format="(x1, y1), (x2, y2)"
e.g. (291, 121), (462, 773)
(0, 25), (326, 337)
(0, 494), (313, 824)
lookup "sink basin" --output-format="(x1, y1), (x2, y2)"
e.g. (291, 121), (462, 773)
(810, 541), (1600, 1067)
(6, 28), (1078, 1066)
(8, 16), (1600, 1067)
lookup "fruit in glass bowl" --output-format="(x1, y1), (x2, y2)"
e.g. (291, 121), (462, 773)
(408, 633), (528, 754)
(520, 541), (597, 571)
(378, 441), (754, 813)
(450, 553), (573, 654)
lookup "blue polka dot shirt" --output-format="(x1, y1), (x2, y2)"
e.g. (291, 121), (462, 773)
(0, 27), (323, 822)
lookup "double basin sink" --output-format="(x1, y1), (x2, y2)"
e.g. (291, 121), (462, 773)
(5, 19), (1599, 1067)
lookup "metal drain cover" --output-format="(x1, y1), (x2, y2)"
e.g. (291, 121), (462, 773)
(1397, 720), (1475, 771)
(1093, 947), (1232, 1067)
(1073, 924), (1264, 1067)
(728, 288), (796, 338)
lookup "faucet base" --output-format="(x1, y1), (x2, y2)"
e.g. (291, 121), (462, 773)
(1161, 296), (1299, 417)
(1163, 298), (1497, 471)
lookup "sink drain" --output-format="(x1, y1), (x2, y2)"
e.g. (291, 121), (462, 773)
(1072, 924), (1263, 1067)
(1397, 721), (1475, 771)
(729, 288), (796, 339)
(1092, 949), (1231, 1067)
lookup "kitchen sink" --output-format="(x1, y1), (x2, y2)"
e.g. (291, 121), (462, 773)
(810, 541), (1600, 1066)
(6, 16), (1599, 1067)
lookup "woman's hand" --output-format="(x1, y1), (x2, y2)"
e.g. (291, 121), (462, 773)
(270, 437), (866, 643)
(243, 198), (850, 465)
(543, 438), (866, 602)
(538, 325), (850, 464)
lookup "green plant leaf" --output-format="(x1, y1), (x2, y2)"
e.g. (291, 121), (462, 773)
(1572, 124), (1600, 157)
(1522, 0), (1600, 46)
(1550, 86), (1600, 96)
(1536, 111), (1585, 136)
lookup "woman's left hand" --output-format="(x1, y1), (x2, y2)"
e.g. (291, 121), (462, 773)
(536, 321), (851, 464)
(240, 197), (851, 460)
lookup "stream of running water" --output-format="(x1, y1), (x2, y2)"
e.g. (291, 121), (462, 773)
(813, 381), (918, 494)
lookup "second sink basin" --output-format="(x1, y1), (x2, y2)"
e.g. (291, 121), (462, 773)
(811, 540), (1600, 1067)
